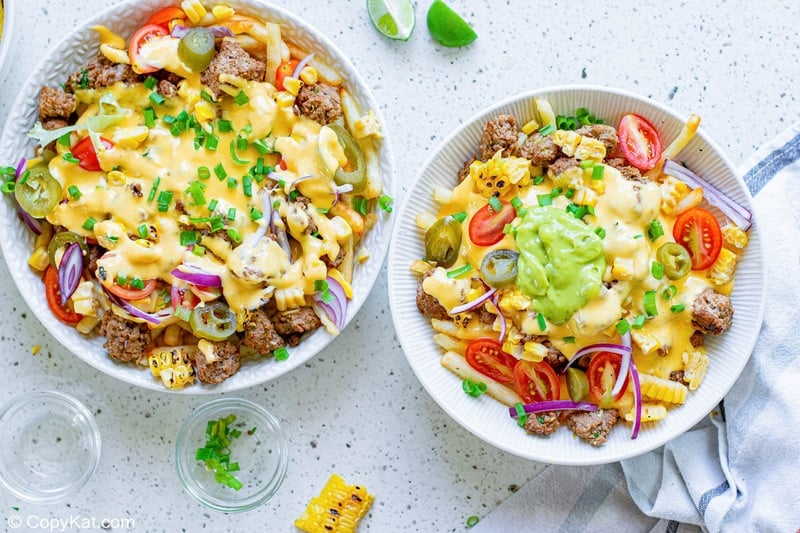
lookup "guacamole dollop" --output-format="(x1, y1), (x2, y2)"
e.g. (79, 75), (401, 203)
(515, 206), (605, 324)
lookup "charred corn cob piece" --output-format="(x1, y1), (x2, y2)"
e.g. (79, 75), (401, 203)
(148, 347), (196, 389)
(295, 474), (374, 533)
(639, 373), (688, 404)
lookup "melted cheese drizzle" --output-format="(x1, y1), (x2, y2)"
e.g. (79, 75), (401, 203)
(47, 39), (349, 326)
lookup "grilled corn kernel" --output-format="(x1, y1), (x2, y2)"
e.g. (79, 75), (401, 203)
(573, 186), (598, 207)
(148, 347), (196, 389)
(99, 44), (131, 65)
(521, 119), (540, 135)
(722, 223), (749, 251)
(112, 126), (149, 149)
(659, 176), (690, 216)
(28, 248), (49, 271)
(212, 4), (235, 19)
(522, 341), (548, 362)
(409, 259), (434, 276)
(276, 91), (296, 108)
(499, 290), (531, 313)
(552, 130), (581, 157)
(708, 248), (737, 286)
(611, 257), (635, 280)
(299, 65), (319, 85)
(639, 373), (688, 404)
(76, 316), (101, 335)
(295, 474), (374, 533)
(630, 330), (661, 355)
(181, 0), (207, 24)
(589, 177), (606, 194)
(71, 281), (99, 316)
(194, 100), (216, 123)
(92, 25), (127, 49)
(352, 111), (383, 139)
(283, 76), (302, 96)
(682, 347), (708, 390)
(574, 137), (606, 161)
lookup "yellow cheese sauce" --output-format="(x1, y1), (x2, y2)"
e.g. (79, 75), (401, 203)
(421, 118), (747, 429)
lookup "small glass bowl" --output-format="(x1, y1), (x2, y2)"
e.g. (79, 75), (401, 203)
(176, 398), (288, 513)
(0, 391), (101, 503)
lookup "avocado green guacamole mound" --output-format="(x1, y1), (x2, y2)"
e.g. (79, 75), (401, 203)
(515, 206), (606, 325)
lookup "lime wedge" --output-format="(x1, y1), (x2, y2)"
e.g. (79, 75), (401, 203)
(426, 0), (478, 47)
(367, 0), (416, 41)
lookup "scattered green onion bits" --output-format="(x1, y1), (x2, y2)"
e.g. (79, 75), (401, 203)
(195, 413), (256, 491)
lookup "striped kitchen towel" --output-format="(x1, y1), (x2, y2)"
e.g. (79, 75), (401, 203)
(472, 123), (800, 533)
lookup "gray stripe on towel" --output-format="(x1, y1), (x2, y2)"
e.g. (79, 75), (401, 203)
(556, 464), (624, 533)
(698, 480), (730, 517)
(743, 131), (800, 195)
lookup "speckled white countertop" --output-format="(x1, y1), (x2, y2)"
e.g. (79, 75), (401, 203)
(0, 0), (798, 531)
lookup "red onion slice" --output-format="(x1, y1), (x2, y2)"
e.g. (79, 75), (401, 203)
(611, 332), (632, 397)
(630, 361), (642, 439)
(57, 243), (84, 305)
(271, 211), (293, 261)
(312, 277), (348, 330)
(15, 157), (26, 178)
(508, 400), (598, 417)
(450, 287), (497, 315)
(292, 53), (315, 79)
(332, 183), (353, 206)
(13, 158), (43, 235)
(663, 159), (752, 230)
(105, 291), (164, 326)
(563, 342), (632, 372)
(170, 265), (222, 287)
(491, 294), (507, 342)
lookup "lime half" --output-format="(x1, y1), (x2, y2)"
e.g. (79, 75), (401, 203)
(367, 0), (416, 41)
(426, 0), (478, 47)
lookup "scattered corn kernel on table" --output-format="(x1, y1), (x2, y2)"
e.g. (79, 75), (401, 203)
(1, 0), (798, 530)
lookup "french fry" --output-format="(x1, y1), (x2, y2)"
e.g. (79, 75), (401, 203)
(430, 318), (494, 340)
(362, 143), (383, 199)
(534, 98), (556, 128)
(329, 201), (364, 237)
(340, 89), (362, 133)
(263, 22), (283, 84)
(441, 351), (522, 407)
(432, 333), (468, 355)
(647, 114), (701, 179)
(339, 236), (354, 283)
(233, 34), (266, 57)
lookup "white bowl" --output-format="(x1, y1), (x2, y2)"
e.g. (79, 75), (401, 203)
(387, 85), (766, 465)
(0, 0), (395, 393)
(0, 0), (15, 82)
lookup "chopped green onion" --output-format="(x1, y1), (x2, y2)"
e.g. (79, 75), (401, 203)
(510, 196), (523, 210)
(353, 196), (368, 216)
(227, 176), (238, 190)
(378, 194), (394, 213)
(662, 285), (678, 300)
(143, 107), (156, 128)
(208, 198), (219, 212)
(217, 119), (233, 132)
(488, 196), (503, 212)
(67, 185), (82, 200)
(252, 138), (272, 155)
(671, 304), (686, 313)
(82, 217), (97, 231)
(227, 228), (242, 243)
(451, 211), (467, 223)
(647, 220), (665, 241)
(0, 180), (15, 193)
(579, 159), (595, 169)
(180, 230), (198, 246)
(130, 277), (145, 290)
(233, 90), (249, 106)
(62, 152), (80, 164)
(147, 177), (161, 201)
(211, 216), (224, 232)
(550, 187), (563, 197)
(631, 314), (646, 329)
(537, 194), (553, 207)
(565, 188), (575, 199)
(242, 175), (253, 197)
(205, 134), (219, 151)
(116, 273), (127, 286)
(237, 136), (248, 152)
(616, 319), (630, 335)
(192, 245), (206, 256)
(227, 207), (236, 221)
(651, 261), (664, 280)
(538, 124), (555, 136)
(149, 92), (165, 106)
(229, 139), (250, 165)
(591, 165), (605, 180)
(447, 264), (472, 278)
(513, 403), (528, 426)
(174, 305), (191, 321)
(563, 336), (576, 343)
(532, 175), (545, 185)
(197, 166), (210, 179)
(143, 76), (157, 90)
(502, 223), (514, 235)
(274, 346), (289, 361)
(200, 90), (215, 103)
(462, 378), (487, 398)
(644, 290), (658, 317)
(137, 224), (148, 239)
(466, 516), (480, 528)
(162, 114), (177, 125)
(633, 234), (643, 239)
(214, 163), (227, 180)
(537, 313), (547, 331)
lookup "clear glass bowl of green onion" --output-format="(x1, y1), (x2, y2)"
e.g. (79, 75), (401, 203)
(175, 397), (288, 512)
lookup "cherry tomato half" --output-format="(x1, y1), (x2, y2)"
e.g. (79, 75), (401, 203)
(145, 6), (186, 29)
(275, 59), (299, 91)
(72, 136), (114, 172)
(465, 338), (517, 384)
(43, 265), (83, 324)
(106, 279), (158, 301)
(512, 360), (561, 404)
(468, 200), (516, 247)
(587, 352), (629, 407)
(618, 113), (662, 171)
(672, 207), (723, 270)
(129, 24), (169, 74)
